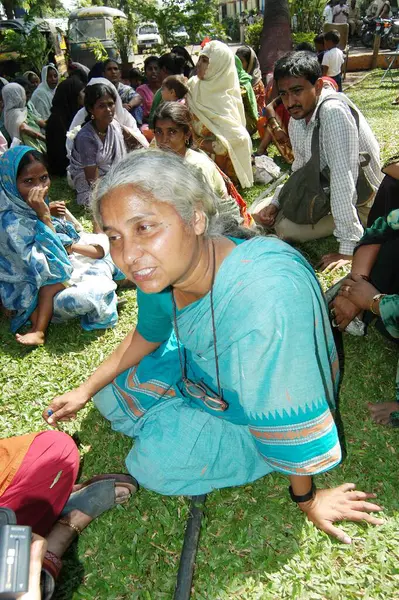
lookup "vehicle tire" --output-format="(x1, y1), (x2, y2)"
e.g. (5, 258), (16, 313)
(361, 30), (374, 47)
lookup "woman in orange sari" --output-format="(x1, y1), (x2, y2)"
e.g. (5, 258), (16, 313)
(0, 431), (136, 599)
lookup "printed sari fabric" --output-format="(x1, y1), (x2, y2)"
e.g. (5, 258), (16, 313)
(94, 237), (341, 496)
(0, 146), (119, 332)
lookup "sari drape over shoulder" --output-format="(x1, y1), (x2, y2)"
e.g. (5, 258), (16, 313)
(69, 120), (126, 206)
(94, 237), (341, 495)
(187, 41), (253, 188)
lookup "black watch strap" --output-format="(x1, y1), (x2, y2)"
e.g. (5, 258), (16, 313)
(289, 479), (316, 503)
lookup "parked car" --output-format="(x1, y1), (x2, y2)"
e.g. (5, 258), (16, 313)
(137, 23), (162, 53)
(172, 26), (189, 44)
(68, 6), (133, 68)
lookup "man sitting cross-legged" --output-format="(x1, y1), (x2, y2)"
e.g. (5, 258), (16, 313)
(253, 51), (381, 272)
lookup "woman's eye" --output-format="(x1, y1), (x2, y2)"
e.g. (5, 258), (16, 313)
(23, 179), (33, 184)
(108, 234), (121, 242)
(40, 175), (48, 182)
(138, 223), (153, 233)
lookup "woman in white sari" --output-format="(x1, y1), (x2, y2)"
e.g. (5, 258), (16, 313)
(30, 64), (59, 120)
(187, 41), (253, 189)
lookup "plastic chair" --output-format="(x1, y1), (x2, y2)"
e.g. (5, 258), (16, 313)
(323, 22), (350, 80)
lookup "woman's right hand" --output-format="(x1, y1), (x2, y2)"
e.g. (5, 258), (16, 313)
(26, 186), (50, 220)
(43, 387), (91, 426)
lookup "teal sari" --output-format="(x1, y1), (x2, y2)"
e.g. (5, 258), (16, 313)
(95, 237), (341, 495)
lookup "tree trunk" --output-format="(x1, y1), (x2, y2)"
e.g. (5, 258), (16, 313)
(258, 0), (292, 82)
(2, 0), (15, 19)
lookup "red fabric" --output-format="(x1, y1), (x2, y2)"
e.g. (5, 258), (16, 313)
(0, 431), (79, 536)
(321, 76), (339, 91)
(275, 102), (291, 132)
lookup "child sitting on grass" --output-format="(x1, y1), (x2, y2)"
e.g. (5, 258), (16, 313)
(322, 29), (344, 91)
(161, 75), (189, 103)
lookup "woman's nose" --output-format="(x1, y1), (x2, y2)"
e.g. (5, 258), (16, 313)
(123, 241), (143, 265)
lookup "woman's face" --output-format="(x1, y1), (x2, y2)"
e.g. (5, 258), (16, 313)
(145, 61), (160, 85)
(105, 62), (120, 85)
(30, 74), (40, 88)
(89, 93), (116, 127)
(17, 160), (50, 202)
(154, 118), (188, 156)
(197, 56), (209, 80)
(46, 68), (58, 90)
(100, 184), (205, 293)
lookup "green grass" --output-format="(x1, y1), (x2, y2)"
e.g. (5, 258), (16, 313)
(1, 70), (399, 599)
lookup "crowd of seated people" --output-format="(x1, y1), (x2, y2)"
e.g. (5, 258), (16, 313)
(0, 37), (398, 598)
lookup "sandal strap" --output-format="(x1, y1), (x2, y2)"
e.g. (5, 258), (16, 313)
(57, 518), (82, 535)
(61, 478), (117, 519)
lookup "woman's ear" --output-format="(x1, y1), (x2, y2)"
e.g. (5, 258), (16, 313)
(193, 209), (207, 235)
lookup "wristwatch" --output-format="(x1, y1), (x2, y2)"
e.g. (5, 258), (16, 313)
(289, 479), (316, 503)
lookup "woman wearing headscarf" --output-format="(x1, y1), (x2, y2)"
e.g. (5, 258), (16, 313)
(66, 77), (148, 159)
(0, 146), (120, 345)
(22, 71), (40, 89)
(235, 54), (259, 136)
(69, 83), (127, 207)
(30, 64), (59, 120)
(187, 41), (253, 189)
(236, 45), (265, 115)
(2, 83), (46, 152)
(46, 77), (85, 176)
(171, 45), (195, 78)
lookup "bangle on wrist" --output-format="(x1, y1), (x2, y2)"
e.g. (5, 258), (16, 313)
(370, 293), (386, 315)
(289, 478), (316, 503)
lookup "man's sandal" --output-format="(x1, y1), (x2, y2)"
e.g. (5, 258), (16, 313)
(59, 473), (138, 533)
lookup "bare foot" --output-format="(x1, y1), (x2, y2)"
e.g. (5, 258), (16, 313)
(15, 331), (45, 346)
(368, 401), (399, 425)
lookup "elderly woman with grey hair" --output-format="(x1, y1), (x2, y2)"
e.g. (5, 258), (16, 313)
(44, 150), (382, 545)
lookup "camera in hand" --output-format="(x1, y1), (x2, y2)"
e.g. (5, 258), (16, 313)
(0, 508), (31, 599)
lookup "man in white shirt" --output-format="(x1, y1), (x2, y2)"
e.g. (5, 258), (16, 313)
(323, 0), (334, 23)
(333, 0), (349, 23)
(322, 29), (344, 91)
(253, 51), (381, 272)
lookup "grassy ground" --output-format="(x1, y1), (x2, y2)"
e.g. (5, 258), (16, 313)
(1, 71), (399, 599)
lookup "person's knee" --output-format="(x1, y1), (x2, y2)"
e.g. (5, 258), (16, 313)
(34, 430), (79, 473)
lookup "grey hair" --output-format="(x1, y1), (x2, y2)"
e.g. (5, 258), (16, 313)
(92, 149), (258, 239)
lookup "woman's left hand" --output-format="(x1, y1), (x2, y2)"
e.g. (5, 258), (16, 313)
(338, 274), (379, 311)
(49, 201), (66, 217)
(299, 483), (384, 544)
